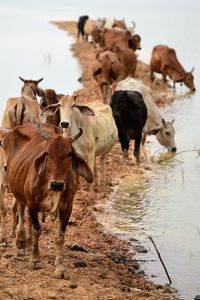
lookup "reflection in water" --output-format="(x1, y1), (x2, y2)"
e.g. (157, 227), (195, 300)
(98, 151), (200, 300)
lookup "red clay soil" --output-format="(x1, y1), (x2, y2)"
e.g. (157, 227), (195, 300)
(0, 21), (179, 300)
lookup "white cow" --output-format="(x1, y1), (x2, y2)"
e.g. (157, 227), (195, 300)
(115, 77), (177, 152)
(41, 95), (118, 185)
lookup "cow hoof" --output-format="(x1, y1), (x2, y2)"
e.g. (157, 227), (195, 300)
(16, 238), (27, 249)
(30, 259), (40, 270)
(55, 265), (65, 279)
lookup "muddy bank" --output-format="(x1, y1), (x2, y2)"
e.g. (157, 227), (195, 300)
(0, 21), (179, 300)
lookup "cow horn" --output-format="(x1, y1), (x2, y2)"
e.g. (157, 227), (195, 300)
(19, 76), (26, 83)
(190, 67), (194, 73)
(36, 78), (44, 84)
(71, 128), (83, 142)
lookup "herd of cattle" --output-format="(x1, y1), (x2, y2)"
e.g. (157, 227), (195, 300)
(0, 16), (196, 278)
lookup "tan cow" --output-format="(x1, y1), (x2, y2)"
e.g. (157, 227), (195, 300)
(2, 122), (93, 277)
(2, 77), (44, 129)
(115, 77), (177, 152)
(150, 44), (195, 92)
(41, 95), (118, 185)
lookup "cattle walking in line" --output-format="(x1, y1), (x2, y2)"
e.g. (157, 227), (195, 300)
(110, 90), (147, 163)
(1, 122), (93, 277)
(115, 77), (177, 153)
(41, 95), (118, 185)
(77, 15), (89, 41)
(150, 44), (195, 92)
(2, 77), (44, 129)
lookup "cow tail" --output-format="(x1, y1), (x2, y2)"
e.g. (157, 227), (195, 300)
(16, 98), (25, 125)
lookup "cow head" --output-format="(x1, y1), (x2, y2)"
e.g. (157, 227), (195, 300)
(41, 95), (95, 132)
(34, 129), (93, 189)
(155, 118), (177, 152)
(19, 76), (44, 100)
(183, 68), (195, 92)
(128, 34), (141, 51)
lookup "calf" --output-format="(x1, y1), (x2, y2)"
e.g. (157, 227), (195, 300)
(110, 90), (147, 163)
(2, 122), (93, 277)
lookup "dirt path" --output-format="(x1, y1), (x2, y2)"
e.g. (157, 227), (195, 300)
(0, 21), (179, 300)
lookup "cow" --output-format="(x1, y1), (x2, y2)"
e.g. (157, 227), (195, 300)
(102, 28), (141, 51)
(39, 89), (64, 126)
(77, 15), (89, 40)
(93, 48), (137, 103)
(150, 44), (195, 92)
(41, 95), (118, 185)
(110, 90), (147, 163)
(1, 122), (93, 277)
(2, 77), (44, 129)
(115, 77), (177, 152)
(83, 18), (105, 42)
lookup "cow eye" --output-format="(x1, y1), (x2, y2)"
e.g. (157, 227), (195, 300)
(166, 131), (170, 136)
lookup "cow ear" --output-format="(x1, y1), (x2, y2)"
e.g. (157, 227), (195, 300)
(35, 151), (48, 176)
(71, 147), (93, 183)
(73, 104), (95, 116)
(147, 128), (160, 135)
(41, 103), (60, 117)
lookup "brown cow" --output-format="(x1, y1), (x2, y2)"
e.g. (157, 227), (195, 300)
(150, 44), (195, 92)
(39, 89), (64, 126)
(93, 48), (137, 102)
(1, 122), (93, 277)
(2, 77), (44, 129)
(102, 28), (141, 51)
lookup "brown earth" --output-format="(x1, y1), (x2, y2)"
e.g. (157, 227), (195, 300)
(0, 21), (180, 300)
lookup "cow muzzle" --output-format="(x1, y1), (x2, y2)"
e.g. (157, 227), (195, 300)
(50, 180), (65, 191)
(171, 147), (177, 153)
(60, 121), (70, 129)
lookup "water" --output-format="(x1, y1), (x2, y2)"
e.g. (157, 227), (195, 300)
(1, 1), (200, 299)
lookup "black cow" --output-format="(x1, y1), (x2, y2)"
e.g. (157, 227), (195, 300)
(110, 90), (147, 163)
(77, 15), (89, 40)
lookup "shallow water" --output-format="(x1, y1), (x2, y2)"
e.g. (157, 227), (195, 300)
(1, 1), (200, 299)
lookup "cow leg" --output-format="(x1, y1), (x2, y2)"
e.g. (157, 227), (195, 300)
(118, 131), (129, 159)
(150, 68), (155, 81)
(54, 207), (72, 279)
(141, 133), (148, 163)
(134, 134), (142, 164)
(16, 202), (27, 249)
(29, 208), (41, 269)
(0, 189), (7, 243)
(11, 197), (18, 238)
(99, 153), (106, 185)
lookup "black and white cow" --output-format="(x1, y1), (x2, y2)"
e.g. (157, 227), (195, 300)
(77, 15), (89, 40)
